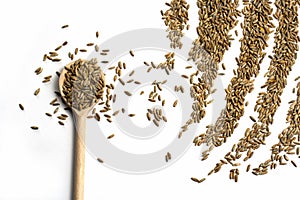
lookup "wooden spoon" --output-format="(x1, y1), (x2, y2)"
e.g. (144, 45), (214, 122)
(59, 60), (105, 200)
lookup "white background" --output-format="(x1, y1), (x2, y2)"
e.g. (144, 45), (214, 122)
(0, 0), (300, 199)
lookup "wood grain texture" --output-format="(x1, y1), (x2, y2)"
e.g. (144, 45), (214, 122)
(72, 113), (86, 200)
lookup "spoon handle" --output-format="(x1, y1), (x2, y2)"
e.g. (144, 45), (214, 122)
(73, 114), (86, 200)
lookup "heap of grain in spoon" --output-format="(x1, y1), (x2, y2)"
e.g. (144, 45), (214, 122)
(61, 58), (105, 110)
